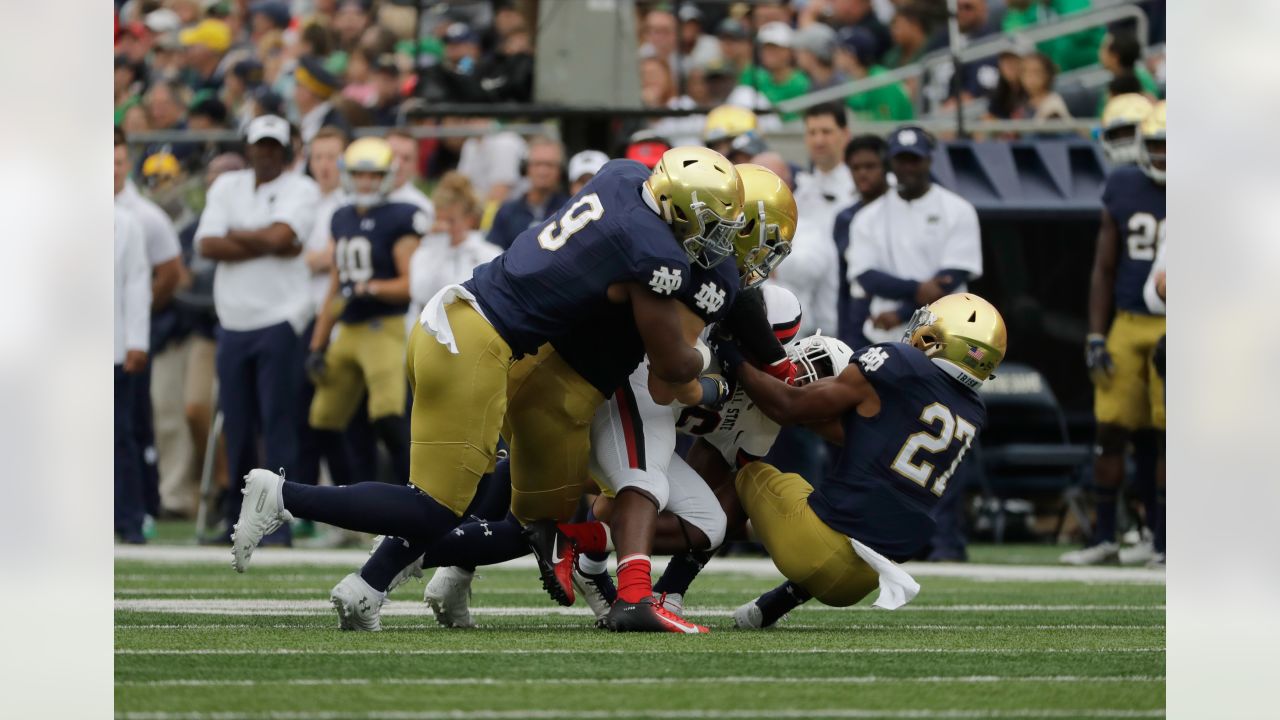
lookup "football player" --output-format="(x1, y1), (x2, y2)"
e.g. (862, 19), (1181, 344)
(1063, 101), (1166, 567)
(305, 137), (426, 485)
(723, 293), (1005, 627)
(228, 148), (745, 620)
(703, 105), (758, 157)
(1098, 93), (1154, 167)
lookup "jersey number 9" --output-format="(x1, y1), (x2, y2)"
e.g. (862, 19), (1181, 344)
(891, 402), (977, 497)
(538, 193), (605, 251)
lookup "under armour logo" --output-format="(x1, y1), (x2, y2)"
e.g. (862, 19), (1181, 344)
(360, 218), (376, 231)
(693, 282), (726, 314)
(858, 347), (889, 373)
(452, 527), (465, 537)
(649, 266), (682, 295)
(480, 522), (493, 537)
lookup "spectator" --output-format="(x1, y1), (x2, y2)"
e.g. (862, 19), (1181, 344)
(882, 3), (932, 68)
(1096, 27), (1161, 114)
(475, 24), (535, 103)
(702, 60), (739, 106)
(846, 125), (983, 345)
(715, 18), (753, 78)
(922, 0), (1002, 109)
(832, 134), (891, 349)
(114, 137), (153, 544)
(341, 48), (380, 108)
(834, 27), (915, 121)
(639, 8), (678, 71)
(487, 137), (570, 251)
(732, 22), (811, 121)
(249, 1), (292, 41)
(1003, 0), (1104, 73)
(793, 22), (846, 93)
(140, 152), (192, 226)
(454, 118), (528, 225)
(116, 128), (187, 526)
(195, 114), (321, 545)
(167, 0), (204, 26)
(677, 4), (722, 70)
(367, 55), (403, 126)
(750, 150), (794, 190)
(1014, 52), (1071, 121)
(178, 18), (231, 93)
(640, 56), (678, 110)
(304, 126), (349, 321)
(142, 80), (197, 168)
(823, 0), (894, 62)
(385, 129), (438, 216)
(985, 50), (1024, 120)
(568, 149), (609, 195)
(408, 172), (502, 318)
(752, 0), (795, 27)
(775, 102), (853, 339)
(333, 0), (372, 52)
(623, 130), (672, 170)
(644, 57), (704, 148)
(115, 55), (145, 123)
(224, 59), (265, 131)
(294, 55), (350, 143)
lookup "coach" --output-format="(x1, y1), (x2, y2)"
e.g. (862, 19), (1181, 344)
(195, 115), (320, 544)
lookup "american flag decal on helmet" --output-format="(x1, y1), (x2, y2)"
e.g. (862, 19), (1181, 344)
(966, 345), (986, 363)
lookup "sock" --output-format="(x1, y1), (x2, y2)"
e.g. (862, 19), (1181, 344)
(1092, 485), (1118, 546)
(360, 535), (430, 592)
(616, 554), (652, 604)
(557, 520), (612, 553)
(372, 416), (411, 485)
(577, 551), (610, 576)
(1152, 487), (1165, 555)
(653, 549), (712, 596)
(280, 481), (459, 541)
(756, 580), (812, 627)
(421, 513), (528, 572)
(464, 459), (512, 520)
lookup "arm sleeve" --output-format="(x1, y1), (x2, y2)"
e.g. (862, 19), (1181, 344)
(139, 202), (180, 265)
(935, 268), (972, 293)
(722, 287), (787, 365)
(122, 216), (152, 352)
(194, 175), (232, 247)
(857, 269), (919, 301)
(940, 197), (983, 279)
(272, 178), (320, 241)
(1143, 237), (1167, 314)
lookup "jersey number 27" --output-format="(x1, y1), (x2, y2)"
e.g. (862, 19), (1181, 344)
(891, 402), (976, 497)
(538, 193), (604, 251)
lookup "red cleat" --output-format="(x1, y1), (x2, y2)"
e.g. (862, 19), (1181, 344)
(602, 598), (709, 634)
(523, 520), (577, 606)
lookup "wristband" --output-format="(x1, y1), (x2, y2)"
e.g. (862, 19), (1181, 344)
(694, 338), (713, 373)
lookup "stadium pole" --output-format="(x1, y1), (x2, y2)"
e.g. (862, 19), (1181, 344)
(946, 0), (967, 139)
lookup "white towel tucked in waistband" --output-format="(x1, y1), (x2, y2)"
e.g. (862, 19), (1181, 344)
(850, 537), (921, 610)
(418, 284), (490, 354)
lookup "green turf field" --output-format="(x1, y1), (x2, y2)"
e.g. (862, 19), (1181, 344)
(115, 533), (1165, 719)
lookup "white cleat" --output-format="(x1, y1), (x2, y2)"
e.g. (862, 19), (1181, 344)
(732, 599), (765, 630)
(423, 566), (476, 628)
(1145, 553), (1165, 569)
(1119, 540), (1156, 566)
(1058, 541), (1120, 566)
(329, 572), (385, 631)
(370, 535), (426, 593)
(573, 566), (616, 622)
(230, 469), (292, 573)
(652, 591), (684, 618)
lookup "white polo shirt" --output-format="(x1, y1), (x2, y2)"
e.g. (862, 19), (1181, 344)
(772, 163), (857, 336)
(408, 230), (502, 323)
(116, 180), (181, 267)
(846, 184), (983, 343)
(195, 169), (320, 333)
(457, 131), (527, 200)
(304, 187), (348, 314)
(115, 206), (151, 364)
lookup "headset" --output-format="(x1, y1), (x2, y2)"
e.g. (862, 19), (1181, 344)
(518, 136), (569, 188)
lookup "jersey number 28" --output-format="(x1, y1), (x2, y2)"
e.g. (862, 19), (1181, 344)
(538, 194), (604, 250)
(1126, 212), (1165, 261)
(891, 402), (976, 497)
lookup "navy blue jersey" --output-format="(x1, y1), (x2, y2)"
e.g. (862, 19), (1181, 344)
(1102, 166), (1166, 315)
(809, 342), (987, 561)
(331, 201), (426, 323)
(553, 257), (740, 397)
(465, 160), (692, 357)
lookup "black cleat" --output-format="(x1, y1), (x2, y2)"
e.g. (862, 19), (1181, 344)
(602, 598), (709, 634)
(523, 520), (576, 606)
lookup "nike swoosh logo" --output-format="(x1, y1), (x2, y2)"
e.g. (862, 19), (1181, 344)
(552, 537), (568, 565)
(655, 613), (700, 634)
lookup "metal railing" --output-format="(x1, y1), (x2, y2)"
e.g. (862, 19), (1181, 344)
(124, 122), (561, 147)
(775, 0), (1150, 115)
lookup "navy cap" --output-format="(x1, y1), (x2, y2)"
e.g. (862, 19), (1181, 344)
(887, 125), (933, 159)
(233, 59), (265, 85)
(716, 18), (749, 40)
(836, 26), (877, 68)
(249, 0), (291, 30)
(296, 54), (342, 98)
(444, 22), (479, 45)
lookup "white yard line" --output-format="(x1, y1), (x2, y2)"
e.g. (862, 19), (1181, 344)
(115, 622), (1163, 631)
(115, 545), (1165, 584)
(114, 710), (1166, 719)
(115, 598), (1165, 616)
(117, 675), (1164, 688)
(116, 647), (1165, 656)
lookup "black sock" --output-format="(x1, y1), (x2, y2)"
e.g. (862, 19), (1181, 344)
(360, 535), (430, 592)
(1152, 487), (1166, 555)
(756, 580), (811, 627)
(421, 513), (528, 571)
(653, 549), (712, 596)
(372, 416), (410, 485)
(281, 481), (459, 540)
(1092, 485), (1119, 545)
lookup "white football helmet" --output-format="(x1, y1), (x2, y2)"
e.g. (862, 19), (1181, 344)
(787, 331), (854, 386)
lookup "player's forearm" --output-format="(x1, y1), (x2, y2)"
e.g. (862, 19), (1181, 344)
(857, 269), (919, 301)
(737, 362), (805, 425)
(150, 258), (183, 311)
(366, 277), (411, 305)
(1087, 266), (1115, 335)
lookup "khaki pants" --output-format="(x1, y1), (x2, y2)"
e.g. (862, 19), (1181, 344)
(151, 336), (197, 516)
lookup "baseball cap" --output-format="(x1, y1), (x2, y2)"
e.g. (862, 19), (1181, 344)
(757, 22), (794, 49)
(250, 1), (292, 30)
(625, 132), (671, 169)
(836, 26), (877, 68)
(793, 23), (837, 64)
(568, 150), (610, 183)
(179, 18), (232, 53)
(144, 8), (181, 34)
(246, 114), (291, 146)
(677, 4), (702, 24)
(296, 55), (342, 99)
(887, 126), (933, 159)
(716, 18), (748, 41)
(444, 22), (479, 45)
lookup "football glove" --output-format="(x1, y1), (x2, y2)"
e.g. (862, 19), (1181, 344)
(305, 350), (328, 384)
(764, 356), (798, 385)
(696, 374), (732, 409)
(1084, 334), (1114, 385)
(707, 326), (746, 376)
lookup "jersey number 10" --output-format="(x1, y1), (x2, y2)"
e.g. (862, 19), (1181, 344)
(335, 236), (374, 284)
(891, 402), (977, 497)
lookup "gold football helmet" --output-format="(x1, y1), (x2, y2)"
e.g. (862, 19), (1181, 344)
(1138, 100), (1166, 184)
(1100, 93), (1153, 166)
(733, 163), (797, 288)
(645, 146), (746, 269)
(902, 293), (1007, 387)
(341, 136), (398, 208)
(703, 105), (758, 146)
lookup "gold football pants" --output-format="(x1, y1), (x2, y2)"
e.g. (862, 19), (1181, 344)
(310, 317), (408, 430)
(1095, 311), (1166, 431)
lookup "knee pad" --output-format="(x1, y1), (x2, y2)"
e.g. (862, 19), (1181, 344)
(1094, 424), (1130, 457)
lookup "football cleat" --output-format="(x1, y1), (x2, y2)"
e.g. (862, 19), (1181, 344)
(1058, 541), (1121, 566)
(523, 520), (577, 606)
(573, 563), (617, 622)
(423, 566), (476, 629)
(370, 535), (426, 593)
(1146, 553), (1166, 569)
(329, 572), (385, 632)
(652, 591), (684, 618)
(1119, 540), (1156, 566)
(230, 469), (293, 573)
(732, 599), (766, 630)
(603, 598), (709, 634)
